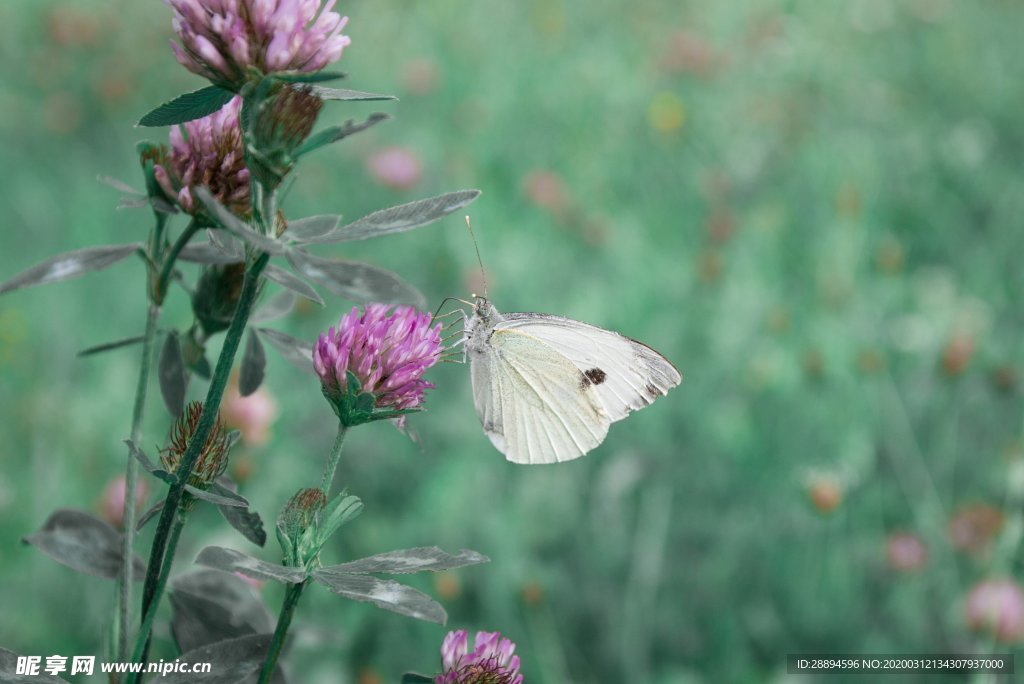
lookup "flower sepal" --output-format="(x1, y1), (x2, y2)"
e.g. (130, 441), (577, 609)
(276, 488), (362, 568)
(325, 371), (421, 428)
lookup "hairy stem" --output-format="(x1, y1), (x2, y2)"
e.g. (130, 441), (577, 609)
(155, 220), (200, 304)
(137, 251), (270, 664)
(257, 580), (307, 684)
(114, 303), (160, 668)
(127, 506), (189, 681)
(319, 424), (349, 495)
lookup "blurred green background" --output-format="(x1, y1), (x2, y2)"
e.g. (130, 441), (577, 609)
(2, 0), (1024, 682)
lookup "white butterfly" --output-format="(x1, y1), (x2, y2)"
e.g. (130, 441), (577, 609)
(463, 296), (681, 464)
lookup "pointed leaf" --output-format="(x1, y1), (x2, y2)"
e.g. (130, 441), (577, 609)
(98, 175), (142, 195)
(0, 648), (72, 683)
(0, 244), (139, 295)
(239, 330), (267, 396)
(262, 264), (324, 306)
(293, 113), (391, 159)
(178, 242), (244, 265)
(311, 571), (447, 624)
(286, 250), (426, 308)
(284, 214), (342, 243)
(195, 546), (308, 584)
(401, 675), (435, 684)
(256, 328), (315, 373)
(185, 482), (249, 508)
(159, 331), (188, 417)
(136, 500), (165, 531)
(22, 509), (146, 580)
(126, 439), (177, 485)
(170, 570), (274, 654)
(250, 291), (297, 324)
(329, 190), (481, 243)
(275, 70), (346, 84)
(138, 85), (235, 127)
(78, 335), (145, 357)
(322, 547), (489, 575)
(316, 493), (363, 545)
(219, 503), (267, 547)
(158, 634), (273, 684)
(196, 187), (286, 255)
(311, 86), (397, 101)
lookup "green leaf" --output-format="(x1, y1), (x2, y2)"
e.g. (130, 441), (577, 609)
(178, 242), (244, 265)
(0, 243), (139, 295)
(22, 509), (146, 581)
(401, 674), (435, 684)
(284, 214), (342, 243)
(256, 328), (315, 374)
(310, 571), (447, 624)
(293, 113), (391, 159)
(328, 190), (482, 243)
(321, 547), (489, 575)
(262, 263), (324, 306)
(286, 250), (426, 308)
(316, 493), (363, 545)
(170, 570), (274, 654)
(194, 546), (308, 584)
(0, 648), (72, 683)
(239, 330), (267, 396)
(137, 85), (235, 127)
(157, 634), (273, 684)
(159, 330), (188, 418)
(275, 70), (346, 84)
(98, 175), (143, 195)
(310, 86), (397, 101)
(77, 335), (146, 357)
(250, 291), (298, 324)
(196, 187), (287, 255)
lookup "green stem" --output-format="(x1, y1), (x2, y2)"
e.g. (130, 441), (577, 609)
(114, 303), (161, 666)
(137, 251), (270, 663)
(155, 220), (200, 304)
(257, 580), (307, 684)
(319, 424), (348, 495)
(127, 506), (189, 680)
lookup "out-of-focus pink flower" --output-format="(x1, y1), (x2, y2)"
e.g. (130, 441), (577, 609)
(314, 305), (443, 425)
(167, 0), (351, 88)
(403, 58), (440, 95)
(154, 96), (249, 215)
(966, 579), (1024, 642)
(658, 30), (719, 77)
(367, 147), (423, 190)
(948, 503), (1004, 554)
(436, 630), (523, 684)
(885, 532), (927, 572)
(99, 476), (150, 529)
(221, 372), (279, 446)
(522, 169), (569, 214)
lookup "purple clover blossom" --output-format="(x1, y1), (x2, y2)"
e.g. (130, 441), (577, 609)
(436, 630), (523, 684)
(154, 95), (249, 216)
(313, 304), (443, 425)
(166, 0), (352, 87)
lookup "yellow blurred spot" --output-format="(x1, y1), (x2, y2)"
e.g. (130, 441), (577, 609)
(530, 0), (565, 37)
(0, 308), (28, 365)
(434, 572), (461, 601)
(647, 92), (686, 134)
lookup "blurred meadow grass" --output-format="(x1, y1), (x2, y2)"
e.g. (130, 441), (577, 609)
(1, 0), (1024, 682)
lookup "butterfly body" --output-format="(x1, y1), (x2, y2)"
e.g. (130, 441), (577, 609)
(465, 296), (681, 464)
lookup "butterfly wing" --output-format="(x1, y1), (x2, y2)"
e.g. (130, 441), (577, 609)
(471, 327), (610, 464)
(497, 313), (681, 422)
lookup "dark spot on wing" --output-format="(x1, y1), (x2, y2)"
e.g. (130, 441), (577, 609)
(585, 368), (607, 385)
(645, 383), (661, 398)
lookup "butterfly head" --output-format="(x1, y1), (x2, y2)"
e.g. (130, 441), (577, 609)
(471, 294), (502, 327)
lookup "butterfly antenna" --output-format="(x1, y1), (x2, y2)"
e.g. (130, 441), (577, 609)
(465, 215), (488, 297)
